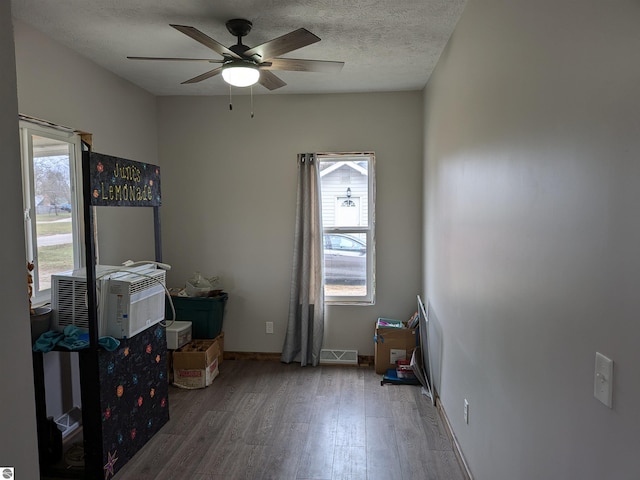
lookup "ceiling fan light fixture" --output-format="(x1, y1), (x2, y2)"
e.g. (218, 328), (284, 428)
(129, 20), (344, 91)
(222, 62), (260, 87)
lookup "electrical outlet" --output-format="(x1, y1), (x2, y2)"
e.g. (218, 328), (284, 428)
(594, 352), (613, 408)
(265, 322), (274, 334)
(464, 399), (469, 424)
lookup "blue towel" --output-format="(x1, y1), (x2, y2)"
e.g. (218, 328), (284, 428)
(98, 336), (120, 352)
(33, 330), (64, 352)
(57, 325), (89, 350)
(33, 326), (120, 353)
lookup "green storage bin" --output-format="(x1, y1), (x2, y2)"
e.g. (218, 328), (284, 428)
(165, 293), (228, 339)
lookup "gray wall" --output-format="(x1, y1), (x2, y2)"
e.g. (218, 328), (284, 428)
(423, 0), (640, 478)
(157, 93), (423, 354)
(0, 3), (39, 477)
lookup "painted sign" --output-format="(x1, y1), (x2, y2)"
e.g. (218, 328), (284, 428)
(88, 152), (161, 207)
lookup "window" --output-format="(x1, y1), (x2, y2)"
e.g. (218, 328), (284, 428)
(319, 152), (375, 304)
(20, 120), (83, 305)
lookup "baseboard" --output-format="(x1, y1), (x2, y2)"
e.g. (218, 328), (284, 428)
(436, 397), (474, 480)
(224, 351), (282, 361)
(223, 351), (375, 368)
(358, 354), (375, 367)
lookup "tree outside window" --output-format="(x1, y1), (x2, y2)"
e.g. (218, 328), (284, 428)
(21, 122), (83, 301)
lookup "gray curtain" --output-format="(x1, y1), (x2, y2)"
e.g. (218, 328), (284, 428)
(281, 153), (324, 366)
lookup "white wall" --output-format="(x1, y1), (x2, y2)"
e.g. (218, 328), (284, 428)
(423, 0), (640, 478)
(157, 93), (423, 355)
(0, 4), (39, 477)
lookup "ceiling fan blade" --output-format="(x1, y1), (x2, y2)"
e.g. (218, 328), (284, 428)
(244, 28), (320, 61)
(181, 66), (224, 84)
(263, 58), (344, 73)
(258, 70), (287, 90)
(170, 24), (241, 59)
(127, 56), (224, 63)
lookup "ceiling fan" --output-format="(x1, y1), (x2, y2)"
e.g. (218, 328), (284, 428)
(128, 19), (344, 90)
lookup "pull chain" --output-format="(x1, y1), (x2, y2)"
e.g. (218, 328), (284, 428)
(227, 84), (256, 117)
(250, 86), (254, 118)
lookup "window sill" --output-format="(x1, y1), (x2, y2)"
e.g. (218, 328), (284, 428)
(326, 300), (375, 306)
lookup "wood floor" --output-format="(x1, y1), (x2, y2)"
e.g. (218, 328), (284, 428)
(113, 360), (467, 480)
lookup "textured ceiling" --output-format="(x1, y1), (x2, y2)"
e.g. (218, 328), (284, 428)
(11, 0), (467, 96)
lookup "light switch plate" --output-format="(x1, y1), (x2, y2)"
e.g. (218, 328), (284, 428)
(594, 352), (613, 408)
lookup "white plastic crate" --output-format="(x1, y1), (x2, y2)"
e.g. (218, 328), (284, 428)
(55, 406), (82, 439)
(166, 320), (192, 350)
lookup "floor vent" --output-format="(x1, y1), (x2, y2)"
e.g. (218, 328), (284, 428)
(320, 349), (359, 365)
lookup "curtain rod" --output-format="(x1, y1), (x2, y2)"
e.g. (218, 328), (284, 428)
(297, 152), (374, 157)
(315, 151), (374, 157)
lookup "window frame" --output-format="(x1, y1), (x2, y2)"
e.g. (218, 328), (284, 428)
(318, 152), (376, 305)
(19, 120), (84, 306)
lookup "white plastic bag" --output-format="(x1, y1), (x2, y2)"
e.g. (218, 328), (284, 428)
(185, 272), (221, 297)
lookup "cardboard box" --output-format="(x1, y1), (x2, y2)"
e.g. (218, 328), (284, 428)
(173, 358), (218, 389)
(173, 339), (220, 389)
(215, 332), (224, 365)
(374, 322), (417, 374)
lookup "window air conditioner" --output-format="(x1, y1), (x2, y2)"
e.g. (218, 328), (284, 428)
(51, 264), (166, 339)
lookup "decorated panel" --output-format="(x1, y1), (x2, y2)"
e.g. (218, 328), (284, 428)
(98, 324), (169, 478)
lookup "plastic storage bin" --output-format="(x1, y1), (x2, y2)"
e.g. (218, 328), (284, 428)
(165, 293), (227, 339)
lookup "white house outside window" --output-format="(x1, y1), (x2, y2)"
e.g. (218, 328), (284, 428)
(319, 152), (375, 304)
(20, 120), (83, 305)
